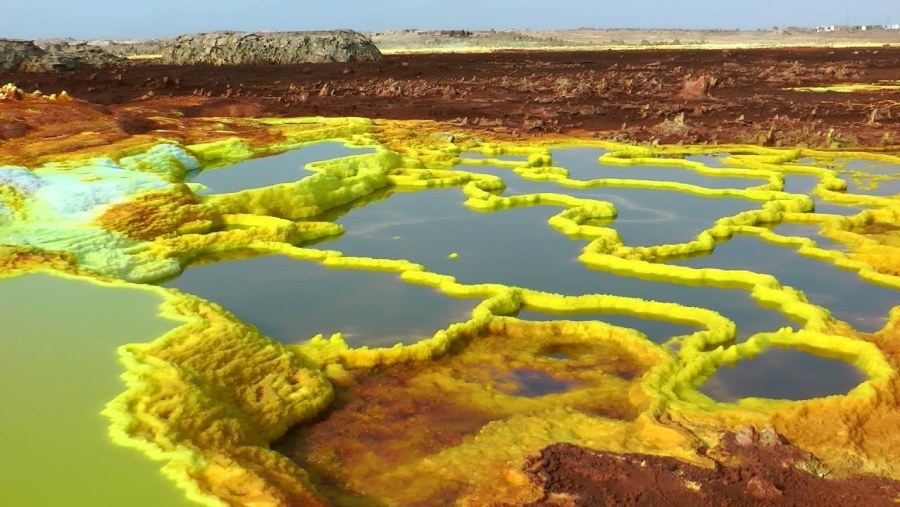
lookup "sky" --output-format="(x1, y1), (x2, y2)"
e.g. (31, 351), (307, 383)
(2, 0), (899, 40)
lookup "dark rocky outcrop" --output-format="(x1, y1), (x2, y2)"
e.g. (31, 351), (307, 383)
(1, 39), (124, 72)
(38, 43), (125, 71)
(36, 38), (169, 57)
(0, 40), (46, 72)
(159, 30), (383, 65)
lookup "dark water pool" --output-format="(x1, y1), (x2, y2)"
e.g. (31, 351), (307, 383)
(321, 187), (793, 344)
(163, 255), (476, 347)
(700, 348), (865, 402)
(551, 148), (764, 189)
(838, 159), (900, 197)
(685, 154), (729, 168)
(190, 142), (374, 194)
(457, 163), (760, 247)
(782, 174), (872, 215)
(798, 158), (900, 197)
(167, 151), (894, 401)
(670, 234), (898, 333)
(768, 222), (848, 252)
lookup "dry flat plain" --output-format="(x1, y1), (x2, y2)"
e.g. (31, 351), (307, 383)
(5, 31), (900, 148)
(370, 27), (900, 52)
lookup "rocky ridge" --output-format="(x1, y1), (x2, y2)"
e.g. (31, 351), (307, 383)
(0, 39), (124, 72)
(35, 38), (168, 57)
(159, 31), (382, 65)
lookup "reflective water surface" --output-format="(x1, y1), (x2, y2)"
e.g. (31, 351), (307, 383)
(191, 142), (374, 194)
(0, 274), (192, 507)
(163, 255), (477, 347)
(769, 222), (848, 252)
(670, 234), (898, 332)
(828, 159), (900, 197)
(552, 148), (764, 189)
(322, 187), (793, 344)
(172, 153), (894, 401)
(700, 348), (865, 402)
(782, 174), (872, 215)
(457, 163), (760, 246)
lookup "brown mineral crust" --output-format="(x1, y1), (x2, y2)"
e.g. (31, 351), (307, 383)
(521, 432), (900, 507)
(2, 46), (899, 148)
(273, 322), (655, 505)
(856, 222), (900, 235)
(274, 371), (497, 504)
(94, 189), (215, 241)
(0, 247), (78, 273)
(0, 89), (290, 166)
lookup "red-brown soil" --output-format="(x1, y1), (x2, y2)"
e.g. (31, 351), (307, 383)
(522, 428), (900, 507)
(2, 46), (900, 148)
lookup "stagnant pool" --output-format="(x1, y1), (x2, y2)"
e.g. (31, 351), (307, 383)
(0, 275), (190, 507)
(190, 141), (374, 194)
(159, 145), (895, 402)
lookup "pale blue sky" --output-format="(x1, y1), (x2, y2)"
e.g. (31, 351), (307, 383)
(3, 0), (899, 40)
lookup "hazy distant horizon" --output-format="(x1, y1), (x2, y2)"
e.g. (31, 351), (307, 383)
(12, 25), (900, 43)
(3, 0), (898, 40)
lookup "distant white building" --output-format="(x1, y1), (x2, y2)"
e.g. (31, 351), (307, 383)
(815, 25), (836, 32)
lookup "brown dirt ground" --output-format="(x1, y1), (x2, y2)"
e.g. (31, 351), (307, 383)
(2, 46), (900, 148)
(522, 428), (900, 507)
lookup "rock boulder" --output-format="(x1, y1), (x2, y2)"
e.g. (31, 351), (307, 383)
(0, 39), (46, 71)
(1, 39), (124, 72)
